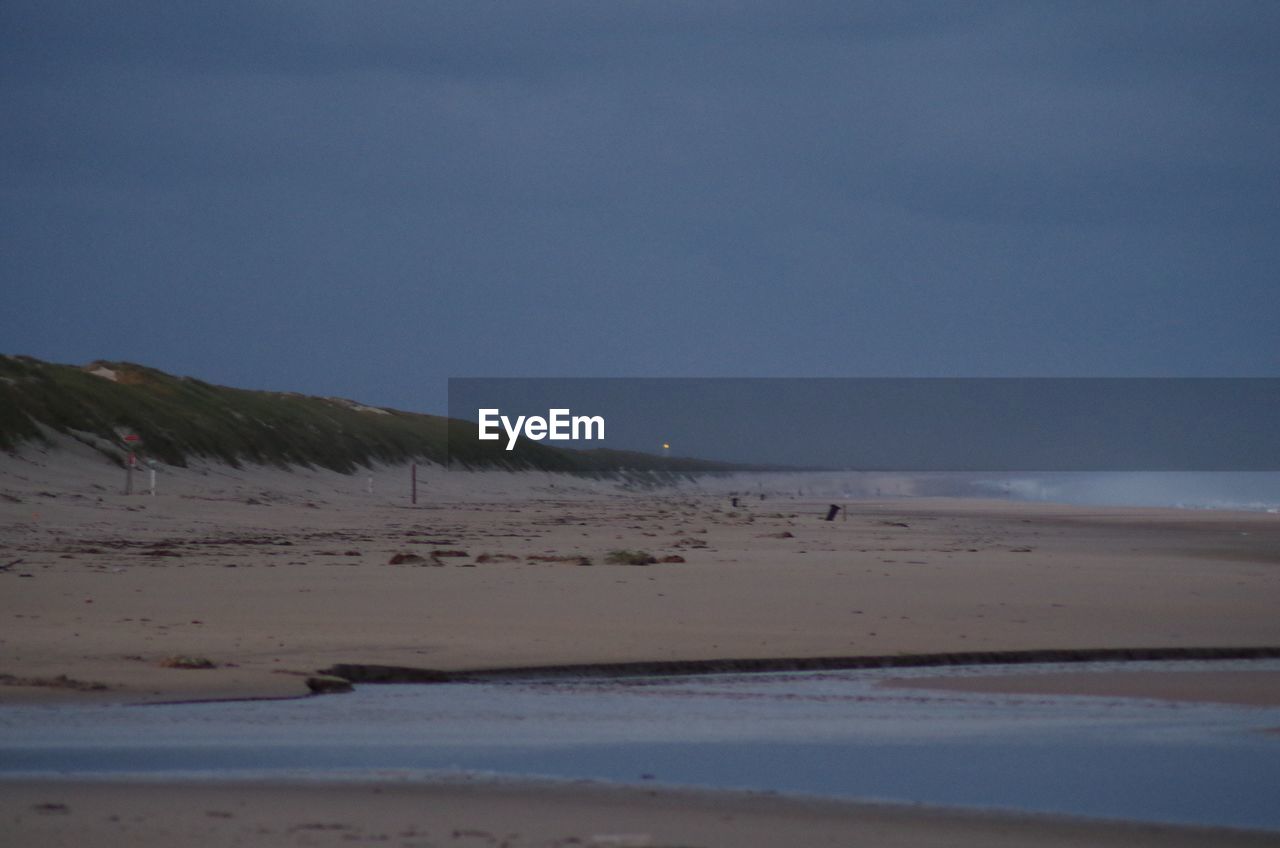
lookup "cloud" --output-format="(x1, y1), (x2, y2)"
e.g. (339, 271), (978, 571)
(2, 2), (1277, 407)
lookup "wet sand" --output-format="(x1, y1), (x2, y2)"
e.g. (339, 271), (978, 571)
(882, 668), (1280, 707)
(5, 778), (1279, 848)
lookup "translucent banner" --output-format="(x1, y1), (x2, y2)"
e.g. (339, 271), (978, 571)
(447, 378), (1279, 471)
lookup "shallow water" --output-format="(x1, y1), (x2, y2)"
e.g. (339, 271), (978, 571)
(3, 660), (1279, 830)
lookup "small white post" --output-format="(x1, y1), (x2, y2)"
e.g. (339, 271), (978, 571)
(149, 468), (156, 497)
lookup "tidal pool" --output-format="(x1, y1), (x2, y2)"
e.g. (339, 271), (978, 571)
(3, 660), (1279, 831)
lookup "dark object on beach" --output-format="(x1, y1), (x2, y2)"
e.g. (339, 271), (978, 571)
(30, 803), (69, 815)
(825, 504), (841, 521)
(605, 549), (658, 566)
(731, 497), (739, 507)
(476, 553), (520, 563)
(160, 655), (217, 670)
(306, 675), (354, 695)
(388, 552), (425, 565)
(527, 554), (593, 566)
(319, 664), (454, 684)
(0, 672), (109, 691)
(659, 555), (686, 563)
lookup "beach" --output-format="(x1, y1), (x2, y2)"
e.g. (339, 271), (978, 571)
(3, 446), (1279, 705)
(8, 0), (1278, 841)
(3, 446), (1280, 844)
(7, 778), (1280, 848)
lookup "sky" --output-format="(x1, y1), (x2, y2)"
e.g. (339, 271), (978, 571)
(3, 1), (1278, 414)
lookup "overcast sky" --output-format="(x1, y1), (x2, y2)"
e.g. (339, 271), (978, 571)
(3, 2), (1278, 413)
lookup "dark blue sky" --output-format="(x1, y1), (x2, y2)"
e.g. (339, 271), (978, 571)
(4, 2), (1278, 413)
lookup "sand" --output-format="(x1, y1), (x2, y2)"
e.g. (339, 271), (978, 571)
(2, 441), (1278, 704)
(4, 441), (1280, 844)
(5, 778), (1280, 848)
(881, 668), (1280, 706)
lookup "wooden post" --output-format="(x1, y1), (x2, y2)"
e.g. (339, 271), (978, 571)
(824, 504), (840, 521)
(411, 462), (417, 505)
(121, 434), (142, 495)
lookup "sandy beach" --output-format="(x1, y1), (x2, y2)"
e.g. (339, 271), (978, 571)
(4, 444), (1280, 844)
(3, 443), (1279, 705)
(7, 777), (1280, 848)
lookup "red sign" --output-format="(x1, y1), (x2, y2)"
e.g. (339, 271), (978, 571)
(123, 434), (140, 442)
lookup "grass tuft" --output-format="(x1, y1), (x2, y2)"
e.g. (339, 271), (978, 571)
(604, 549), (657, 566)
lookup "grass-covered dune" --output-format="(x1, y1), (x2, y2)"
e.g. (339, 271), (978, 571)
(0, 355), (737, 475)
